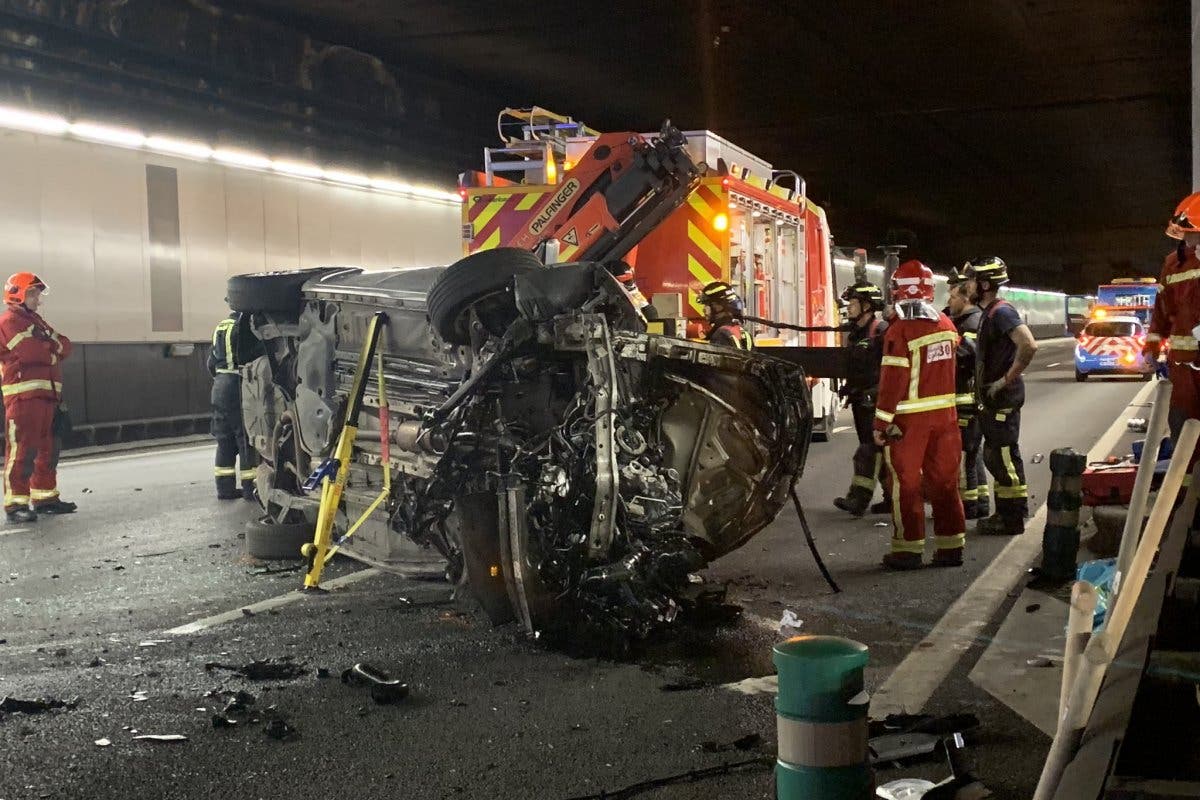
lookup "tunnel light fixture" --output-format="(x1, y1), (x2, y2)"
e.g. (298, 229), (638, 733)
(324, 169), (371, 187)
(273, 159), (325, 179)
(0, 105), (69, 135)
(213, 148), (272, 169)
(70, 121), (146, 148)
(145, 136), (214, 159)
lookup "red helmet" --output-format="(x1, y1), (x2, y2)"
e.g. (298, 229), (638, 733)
(1166, 192), (1200, 239)
(4, 272), (46, 305)
(890, 260), (935, 302)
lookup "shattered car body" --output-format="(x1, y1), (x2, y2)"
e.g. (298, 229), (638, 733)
(235, 263), (812, 645)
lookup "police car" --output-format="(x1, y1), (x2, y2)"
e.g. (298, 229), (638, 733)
(1074, 315), (1154, 381)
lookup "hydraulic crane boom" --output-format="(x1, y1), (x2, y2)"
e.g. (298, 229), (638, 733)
(503, 122), (705, 266)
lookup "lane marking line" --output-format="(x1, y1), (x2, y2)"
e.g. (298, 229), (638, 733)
(64, 443), (211, 468)
(164, 568), (382, 635)
(0, 527), (30, 537)
(1046, 362), (1062, 368)
(832, 425), (851, 434)
(869, 377), (1156, 717)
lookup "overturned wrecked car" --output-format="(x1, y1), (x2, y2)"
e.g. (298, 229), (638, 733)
(229, 249), (811, 645)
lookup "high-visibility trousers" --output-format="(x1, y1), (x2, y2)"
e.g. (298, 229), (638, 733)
(3, 398), (58, 511)
(883, 414), (965, 555)
(979, 406), (1028, 523)
(211, 374), (256, 498)
(1166, 364), (1200, 483)
(845, 400), (891, 505)
(958, 411), (987, 516)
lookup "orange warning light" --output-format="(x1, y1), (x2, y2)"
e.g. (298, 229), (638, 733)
(713, 213), (729, 232)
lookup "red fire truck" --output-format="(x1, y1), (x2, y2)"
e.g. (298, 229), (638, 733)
(459, 108), (843, 437)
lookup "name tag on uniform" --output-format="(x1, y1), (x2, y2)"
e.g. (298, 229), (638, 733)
(926, 341), (952, 363)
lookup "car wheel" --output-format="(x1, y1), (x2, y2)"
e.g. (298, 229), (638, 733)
(427, 248), (542, 345)
(226, 268), (355, 314)
(1075, 369), (1088, 382)
(245, 518), (313, 560)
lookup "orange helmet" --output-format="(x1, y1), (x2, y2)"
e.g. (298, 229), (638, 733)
(1166, 192), (1200, 239)
(4, 272), (46, 305)
(890, 260), (935, 303)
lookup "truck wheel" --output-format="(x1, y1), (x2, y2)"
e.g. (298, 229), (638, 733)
(227, 268), (353, 314)
(245, 518), (313, 560)
(427, 248), (542, 345)
(1075, 369), (1088, 383)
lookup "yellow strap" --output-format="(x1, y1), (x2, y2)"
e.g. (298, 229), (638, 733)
(962, 331), (977, 340)
(1168, 335), (1198, 349)
(30, 488), (59, 500)
(214, 467), (237, 476)
(895, 393), (957, 414)
(955, 393), (975, 404)
(240, 469), (257, 480)
(875, 408), (895, 423)
(881, 355), (910, 368)
(216, 368), (239, 375)
(2, 379), (60, 397)
(851, 475), (875, 490)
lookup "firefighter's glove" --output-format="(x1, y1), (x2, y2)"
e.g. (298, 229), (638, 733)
(984, 377), (1008, 401)
(31, 326), (50, 341)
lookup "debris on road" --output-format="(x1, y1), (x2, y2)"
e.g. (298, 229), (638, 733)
(341, 663), (409, 704)
(221, 690), (257, 715)
(129, 690), (149, 702)
(658, 677), (706, 692)
(700, 732), (763, 753)
(777, 609), (803, 637)
(560, 756), (770, 800)
(1127, 418), (1148, 433)
(877, 778), (937, 799)
(205, 658), (306, 681)
(211, 714), (237, 729)
(263, 717), (298, 741)
(1026, 657), (1054, 668)
(132, 734), (188, 743)
(93, 738), (111, 747)
(0, 696), (79, 714)
(138, 640), (167, 648)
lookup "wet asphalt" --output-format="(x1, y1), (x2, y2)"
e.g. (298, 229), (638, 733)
(0, 339), (1146, 799)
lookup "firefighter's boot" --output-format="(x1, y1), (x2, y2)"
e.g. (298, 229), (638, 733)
(882, 552), (923, 571)
(977, 513), (1023, 536)
(931, 548), (964, 568)
(6, 508), (36, 523)
(35, 499), (77, 515)
(870, 499), (891, 515)
(834, 489), (870, 517)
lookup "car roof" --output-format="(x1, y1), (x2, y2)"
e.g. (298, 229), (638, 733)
(1086, 315), (1142, 326)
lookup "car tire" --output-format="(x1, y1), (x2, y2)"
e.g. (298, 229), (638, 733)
(245, 518), (313, 560)
(1075, 369), (1088, 382)
(427, 248), (542, 345)
(227, 268), (353, 314)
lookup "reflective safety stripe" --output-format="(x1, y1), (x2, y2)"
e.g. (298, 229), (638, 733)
(995, 412), (1007, 422)
(5, 325), (35, 350)
(1, 379), (62, 397)
(872, 452), (882, 482)
(1000, 446), (1023, 493)
(215, 368), (239, 375)
(884, 447), (904, 540)
(995, 484), (1029, 499)
(908, 352), (922, 400)
(958, 419), (970, 427)
(960, 488), (980, 500)
(875, 408), (895, 423)
(1168, 335), (1198, 350)
(907, 330), (959, 352)
(890, 535), (925, 554)
(963, 331), (977, 340)
(895, 393), (957, 414)
(214, 467), (237, 477)
(239, 469), (256, 480)
(881, 355), (910, 368)
(4, 494), (29, 506)
(1164, 268), (1200, 285)
(214, 319), (237, 372)
(851, 475), (875, 490)
(934, 533), (965, 550)
(30, 488), (58, 500)
(955, 394), (976, 405)
(4, 418), (16, 505)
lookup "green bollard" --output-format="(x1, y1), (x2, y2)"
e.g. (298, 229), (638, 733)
(773, 635), (873, 799)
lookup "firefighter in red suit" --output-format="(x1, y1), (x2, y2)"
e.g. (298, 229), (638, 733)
(1146, 191), (1200, 460)
(699, 281), (754, 349)
(0, 273), (77, 523)
(872, 261), (966, 570)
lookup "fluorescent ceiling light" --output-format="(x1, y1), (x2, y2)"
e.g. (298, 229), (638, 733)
(70, 121), (145, 148)
(146, 136), (213, 159)
(0, 106), (69, 135)
(214, 148), (271, 169)
(369, 177), (412, 193)
(273, 160), (324, 178)
(324, 169), (371, 186)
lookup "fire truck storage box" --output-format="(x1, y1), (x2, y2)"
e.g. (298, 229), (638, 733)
(565, 130), (774, 180)
(1081, 462), (1169, 506)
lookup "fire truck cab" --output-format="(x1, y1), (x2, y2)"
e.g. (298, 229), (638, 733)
(460, 108), (842, 438)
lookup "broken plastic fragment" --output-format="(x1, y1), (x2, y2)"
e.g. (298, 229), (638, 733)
(132, 734), (188, 743)
(778, 609), (803, 637)
(93, 738), (111, 747)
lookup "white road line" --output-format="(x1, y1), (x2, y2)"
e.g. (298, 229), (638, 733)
(831, 425), (851, 434)
(0, 527), (30, 537)
(64, 443), (211, 468)
(164, 568), (382, 635)
(869, 377), (1157, 717)
(1046, 362), (1062, 368)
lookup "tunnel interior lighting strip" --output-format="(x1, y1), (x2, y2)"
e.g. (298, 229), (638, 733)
(0, 103), (462, 204)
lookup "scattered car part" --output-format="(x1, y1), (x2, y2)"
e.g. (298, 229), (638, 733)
(132, 734), (188, 743)
(0, 696), (79, 714)
(263, 718), (297, 741)
(341, 662), (409, 704)
(245, 518), (312, 561)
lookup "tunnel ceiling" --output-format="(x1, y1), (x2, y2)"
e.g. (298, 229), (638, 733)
(206, 2), (1192, 284)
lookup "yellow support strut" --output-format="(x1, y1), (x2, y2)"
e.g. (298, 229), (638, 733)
(302, 312), (388, 589)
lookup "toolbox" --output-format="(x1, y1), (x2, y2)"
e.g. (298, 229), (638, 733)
(1081, 459), (1170, 506)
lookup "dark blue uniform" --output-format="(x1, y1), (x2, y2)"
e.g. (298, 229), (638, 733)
(208, 314), (262, 500)
(975, 299), (1028, 529)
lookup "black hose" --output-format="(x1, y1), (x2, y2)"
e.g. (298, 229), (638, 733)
(790, 486), (840, 594)
(744, 314), (847, 333)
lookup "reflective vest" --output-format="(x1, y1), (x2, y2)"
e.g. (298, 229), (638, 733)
(873, 312), (960, 430)
(1149, 245), (1200, 363)
(709, 322), (755, 350)
(209, 317), (239, 375)
(0, 304), (70, 402)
